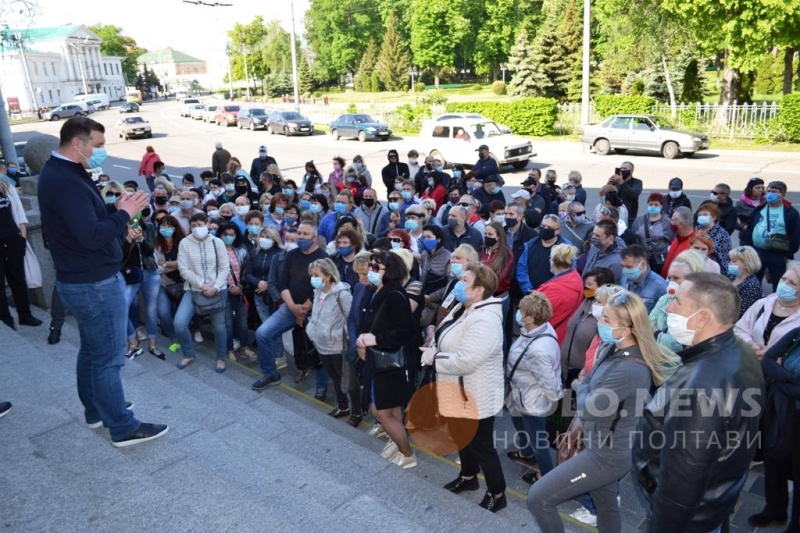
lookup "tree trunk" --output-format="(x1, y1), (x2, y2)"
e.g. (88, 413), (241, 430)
(783, 47), (795, 95)
(433, 67), (440, 90)
(662, 54), (677, 119)
(719, 66), (741, 106)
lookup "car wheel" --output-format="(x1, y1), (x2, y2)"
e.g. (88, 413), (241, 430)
(683, 151), (696, 158)
(614, 148), (628, 155)
(512, 160), (529, 170)
(594, 138), (611, 155)
(429, 150), (446, 167)
(662, 141), (679, 160)
(51, 114), (60, 121)
(331, 129), (340, 141)
(250, 122), (255, 131)
(358, 131), (367, 143)
(268, 124), (274, 135)
(147, 132), (152, 138)
(284, 126), (290, 136)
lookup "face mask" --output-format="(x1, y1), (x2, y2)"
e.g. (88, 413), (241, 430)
(299, 200), (311, 211)
(207, 210), (220, 218)
(670, 223), (679, 232)
(390, 241), (402, 250)
(314, 183), (322, 193)
(777, 281), (797, 302)
(105, 195), (117, 205)
(211, 189), (222, 198)
(221, 235), (235, 246)
(449, 197), (460, 206)
(154, 196), (167, 206)
(453, 280), (469, 304)
(178, 199), (194, 211)
(409, 158), (418, 165)
(490, 187), (501, 195)
(422, 238), (438, 252)
(693, 250), (707, 260)
(354, 163), (363, 171)
(766, 192), (781, 204)
(484, 236), (497, 248)
(447, 218), (460, 230)
(169, 206), (180, 214)
(346, 177), (356, 184)
(259, 238), (273, 250)
(283, 188), (295, 197)
(619, 169), (631, 180)
(192, 226), (209, 239)
(697, 215), (711, 227)
(669, 190), (682, 199)
(204, 179), (211, 187)
(453, 170), (462, 179)
(709, 193), (718, 202)
(322, 192), (331, 199)
(515, 310), (524, 327)
(310, 276), (324, 290)
(235, 206), (249, 216)
(427, 179), (435, 188)
(273, 206), (285, 216)
(159, 227), (175, 238)
(285, 216), (298, 226)
(540, 227), (556, 241)
(667, 310), (700, 345)
(466, 184), (475, 192)
(590, 237), (604, 248)
(450, 262), (463, 278)
(647, 206), (661, 217)
(492, 215), (506, 225)
(7, 168), (18, 175)
(367, 270), (381, 286)
(506, 217), (519, 228)
(334, 202), (347, 214)
(404, 219), (419, 231)
(667, 280), (680, 296)
(235, 185), (248, 195)
(309, 203), (322, 213)
(727, 264), (740, 277)
(623, 264), (643, 281)
(597, 323), (624, 344)
(435, 166), (443, 173)
(209, 229), (217, 237)
(284, 242), (298, 252)
(584, 288), (597, 300)
(259, 152), (267, 159)
(246, 224), (261, 235)
(388, 202), (400, 212)
(591, 304), (603, 320)
(338, 245), (354, 257)
(559, 212), (568, 220)
(82, 144), (108, 168)
(401, 191), (413, 201)
(296, 238), (314, 251)
(573, 214), (589, 225)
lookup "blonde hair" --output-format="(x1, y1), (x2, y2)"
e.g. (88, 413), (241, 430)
(568, 170), (583, 184)
(451, 243), (480, 263)
(266, 163), (282, 179)
(390, 248), (414, 276)
(101, 181), (124, 197)
(558, 200), (571, 213)
(421, 198), (437, 213)
(595, 284), (624, 305)
(308, 257), (340, 283)
(405, 204), (426, 218)
(673, 250), (705, 273)
(218, 202), (236, 216)
(520, 292), (553, 325)
(728, 246), (761, 276)
(0, 179), (9, 195)
(259, 192), (273, 206)
(550, 243), (578, 270)
(606, 290), (680, 385)
(258, 226), (282, 249)
(598, 184), (617, 197)
(354, 251), (371, 269)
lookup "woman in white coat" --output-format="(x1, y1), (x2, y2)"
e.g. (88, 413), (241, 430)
(422, 263), (507, 512)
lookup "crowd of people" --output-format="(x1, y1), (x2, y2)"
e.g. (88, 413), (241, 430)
(2, 116), (800, 530)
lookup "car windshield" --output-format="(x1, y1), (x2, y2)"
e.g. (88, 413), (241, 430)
(470, 122), (503, 138)
(352, 114), (375, 124)
(224, 106), (240, 112)
(649, 116), (674, 129)
(283, 112), (306, 120)
(249, 108), (266, 115)
(124, 117), (145, 124)
(207, 106), (217, 111)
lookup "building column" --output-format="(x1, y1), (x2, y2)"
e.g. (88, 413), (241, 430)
(63, 46), (76, 80)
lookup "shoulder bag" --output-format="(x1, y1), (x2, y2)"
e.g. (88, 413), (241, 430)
(122, 241), (144, 285)
(504, 331), (558, 407)
(192, 240), (226, 315)
(765, 207), (791, 252)
(366, 290), (406, 374)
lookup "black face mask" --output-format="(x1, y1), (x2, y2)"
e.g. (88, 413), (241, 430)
(154, 197), (167, 206)
(235, 185), (248, 195)
(141, 207), (151, 219)
(539, 227), (556, 241)
(362, 198), (375, 208)
(620, 169), (632, 180)
(505, 217), (519, 228)
(484, 236), (497, 248)
(222, 215), (233, 221)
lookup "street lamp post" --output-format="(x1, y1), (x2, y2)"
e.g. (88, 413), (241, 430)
(225, 41), (234, 98)
(289, 0), (300, 107)
(581, 0), (591, 125)
(241, 43), (250, 98)
(409, 67), (419, 90)
(500, 63), (507, 84)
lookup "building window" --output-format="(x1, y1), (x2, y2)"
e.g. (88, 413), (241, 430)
(57, 89), (61, 98)
(104, 64), (108, 75)
(51, 62), (56, 74)
(48, 90), (52, 100)
(43, 63), (48, 76)
(33, 62), (38, 75)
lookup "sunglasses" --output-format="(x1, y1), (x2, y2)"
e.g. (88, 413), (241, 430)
(457, 202), (471, 208)
(389, 237), (403, 244)
(106, 192), (121, 198)
(368, 262), (385, 272)
(573, 210), (586, 216)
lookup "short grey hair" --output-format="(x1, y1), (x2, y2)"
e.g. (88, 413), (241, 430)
(450, 206), (468, 218)
(568, 201), (584, 214)
(715, 183), (731, 195)
(673, 206), (693, 226)
(568, 170), (583, 184)
(215, 141), (223, 149)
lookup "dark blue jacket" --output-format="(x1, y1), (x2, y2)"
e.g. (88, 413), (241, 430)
(471, 156), (499, 179)
(471, 186), (506, 215)
(516, 235), (572, 294)
(38, 155), (129, 283)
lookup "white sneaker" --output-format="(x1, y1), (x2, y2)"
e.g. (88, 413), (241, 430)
(135, 326), (147, 342)
(193, 331), (204, 343)
(368, 423), (387, 438)
(275, 356), (288, 370)
(569, 507), (597, 527)
(390, 451), (417, 469)
(233, 339), (241, 350)
(380, 440), (399, 460)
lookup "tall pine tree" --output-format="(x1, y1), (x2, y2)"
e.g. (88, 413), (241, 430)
(528, 3), (572, 99)
(354, 38), (380, 92)
(558, 0), (584, 102)
(508, 29), (538, 96)
(377, 12), (411, 91)
(299, 51), (314, 94)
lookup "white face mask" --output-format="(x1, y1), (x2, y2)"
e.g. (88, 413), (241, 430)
(591, 304), (603, 320)
(409, 158), (417, 165)
(258, 238), (273, 250)
(192, 226), (209, 239)
(492, 215), (506, 225)
(667, 281), (680, 296)
(284, 242), (298, 252)
(235, 205), (249, 216)
(207, 210), (220, 218)
(666, 310), (700, 346)
(669, 190), (682, 199)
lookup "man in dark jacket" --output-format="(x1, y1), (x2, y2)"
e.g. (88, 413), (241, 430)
(633, 272), (764, 533)
(38, 117), (168, 447)
(250, 145), (278, 183)
(610, 161), (643, 226)
(698, 183), (737, 235)
(741, 180), (800, 291)
(380, 149), (409, 197)
(471, 174), (506, 216)
(443, 206), (482, 252)
(470, 144), (499, 180)
(211, 141), (231, 178)
(662, 177), (692, 218)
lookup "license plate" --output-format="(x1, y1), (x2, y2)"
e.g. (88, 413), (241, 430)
(134, 129), (143, 133)
(378, 132), (389, 136)
(299, 127), (309, 131)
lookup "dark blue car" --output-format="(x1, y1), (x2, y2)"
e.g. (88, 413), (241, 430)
(329, 114), (392, 142)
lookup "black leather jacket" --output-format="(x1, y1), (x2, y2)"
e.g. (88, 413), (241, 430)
(632, 329), (764, 533)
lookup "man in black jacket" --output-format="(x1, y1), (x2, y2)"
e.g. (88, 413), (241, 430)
(380, 149), (409, 197)
(633, 272), (764, 533)
(609, 161), (643, 226)
(250, 145), (278, 183)
(698, 183), (737, 235)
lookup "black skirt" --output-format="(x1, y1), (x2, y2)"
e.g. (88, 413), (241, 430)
(372, 368), (410, 410)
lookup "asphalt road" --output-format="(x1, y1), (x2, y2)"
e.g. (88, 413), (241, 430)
(12, 99), (800, 208)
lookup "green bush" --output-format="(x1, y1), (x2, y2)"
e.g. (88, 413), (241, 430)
(392, 103), (432, 134)
(492, 81), (507, 95)
(346, 103), (358, 114)
(777, 94), (800, 143)
(594, 95), (656, 118)
(370, 71), (382, 93)
(419, 91), (448, 106)
(471, 83), (483, 91)
(444, 98), (559, 136)
(414, 82), (426, 93)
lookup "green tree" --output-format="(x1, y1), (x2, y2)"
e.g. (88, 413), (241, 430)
(227, 16), (269, 83)
(299, 51), (314, 95)
(507, 29), (538, 96)
(557, 0), (584, 101)
(89, 24), (146, 84)
(354, 38), (380, 92)
(410, 0), (470, 88)
(473, 0), (519, 80)
(257, 20), (293, 76)
(525, 1), (572, 99)
(376, 12), (411, 91)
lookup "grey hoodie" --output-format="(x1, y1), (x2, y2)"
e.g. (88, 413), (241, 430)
(306, 281), (353, 355)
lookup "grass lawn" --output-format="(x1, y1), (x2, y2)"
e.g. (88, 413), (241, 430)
(320, 84), (509, 105)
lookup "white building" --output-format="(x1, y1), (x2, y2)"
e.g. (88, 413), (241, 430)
(0, 24), (125, 112)
(136, 48), (209, 95)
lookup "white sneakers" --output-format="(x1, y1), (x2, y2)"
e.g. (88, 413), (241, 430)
(368, 423), (387, 438)
(380, 440), (399, 460)
(390, 451), (417, 469)
(570, 507), (597, 527)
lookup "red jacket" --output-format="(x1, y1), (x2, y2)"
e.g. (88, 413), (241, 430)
(138, 151), (161, 177)
(481, 248), (515, 296)
(422, 184), (446, 210)
(661, 230), (696, 278)
(538, 269), (585, 343)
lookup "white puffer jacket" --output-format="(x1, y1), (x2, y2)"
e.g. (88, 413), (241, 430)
(434, 297), (504, 420)
(506, 322), (563, 417)
(306, 282), (352, 355)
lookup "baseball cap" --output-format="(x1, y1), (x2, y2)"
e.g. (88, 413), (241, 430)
(258, 145), (267, 152)
(668, 177), (683, 190)
(511, 189), (531, 200)
(483, 174), (500, 184)
(522, 177), (537, 187)
(477, 144), (490, 151)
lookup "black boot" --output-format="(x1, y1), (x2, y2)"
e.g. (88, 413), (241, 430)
(18, 314), (43, 327)
(1, 316), (16, 330)
(48, 326), (61, 345)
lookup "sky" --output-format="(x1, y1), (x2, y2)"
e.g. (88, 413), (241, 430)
(5, 0), (310, 81)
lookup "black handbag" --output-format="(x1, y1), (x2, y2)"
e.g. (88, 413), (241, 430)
(765, 207), (791, 252)
(122, 242), (144, 285)
(192, 241), (226, 315)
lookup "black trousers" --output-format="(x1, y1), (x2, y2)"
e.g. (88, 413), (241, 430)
(764, 411), (800, 525)
(319, 352), (361, 414)
(449, 415), (506, 494)
(757, 248), (789, 292)
(50, 286), (66, 328)
(0, 234), (32, 321)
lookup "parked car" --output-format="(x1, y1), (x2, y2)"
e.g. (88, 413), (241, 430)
(202, 104), (218, 122)
(238, 108), (269, 130)
(178, 98), (201, 117)
(190, 105), (207, 120)
(581, 114), (710, 159)
(43, 104), (85, 121)
(267, 110), (313, 136)
(329, 114), (391, 142)
(75, 93), (110, 110)
(433, 113), (511, 133)
(215, 105), (240, 127)
(117, 116), (152, 140)
(419, 117), (534, 169)
(119, 102), (139, 113)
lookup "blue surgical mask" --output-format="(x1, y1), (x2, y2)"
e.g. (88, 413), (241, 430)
(450, 262), (463, 278)
(697, 215), (711, 226)
(597, 323), (623, 344)
(338, 246), (353, 257)
(169, 206), (180, 214)
(694, 251), (707, 260)
(622, 264), (643, 281)
(275, 206), (285, 215)
(388, 202), (400, 212)
(355, 163), (363, 171)
(299, 200), (312, 211)
(221, 235), (235, 246)
(404, 219), (419, 231)
(435, 166), (443, 173)
(453, 170), (462, 179)
(515, 310), (524, 326)
(490, 187), (501, 195)
(766, 192), (781, 204)
(727, 264), (741, 277)
(296, 238), (313, 251)
(105, 195), (117, 205)
(310, 276), (324, 290)
(334, 201), (347, 214)
(180, 200), (194, 211)
(309, 203), (322, 213)
(401, 191), (413, 201)
(283, 188), (295, 197)
(82, 144), (108, 168)
(422, 238), (438, 252)
(777, 281), (797, 302)
(453, 280), (469, 303)
(390, 241), (402, 250)
(159, 227), (175, 238)
(574, 214), (589, 225)
(647, 206), (661, 217)
(367, 270), (381, 286)
(284, 216), (298, 226)
(245, 225), (260, 236)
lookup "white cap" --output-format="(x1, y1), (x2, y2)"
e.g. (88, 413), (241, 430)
(258, 145), (267, 152)
(215, 141), (223, 149)
(510, 189), (531, 200)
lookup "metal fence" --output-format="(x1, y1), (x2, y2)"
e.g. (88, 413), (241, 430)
(556, 101), (780, 138)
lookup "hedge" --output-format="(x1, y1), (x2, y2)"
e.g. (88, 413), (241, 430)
(777, 94), (800, 143)
(444, 98), (559, 136)
(593, 95), (656, 118)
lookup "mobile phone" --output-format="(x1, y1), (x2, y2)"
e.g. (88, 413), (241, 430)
(614, 167), (621, 176)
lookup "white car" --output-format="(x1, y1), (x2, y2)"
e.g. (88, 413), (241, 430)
(190, 105), (206, 120)
(433, 113), (511, 133)
(178, 98), (201, 117)
(202, 104), (219, 122)
(420, 118), (534, 169)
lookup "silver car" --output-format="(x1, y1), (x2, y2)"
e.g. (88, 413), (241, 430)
(581, 114), (710, 159)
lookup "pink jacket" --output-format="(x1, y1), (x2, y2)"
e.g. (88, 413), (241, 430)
(734, 293), (800, 350)
(139, 151), (161, 177)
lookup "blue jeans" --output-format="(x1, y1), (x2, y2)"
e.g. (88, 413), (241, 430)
(255, 304), (297, 378)
(253, 292), (272, 322)
(140, 270), (162, 339)
(173, 290), (228, 360)
(124, 280), (143, 341)
(157, 286), (176, 341)
(56, 274), (140, 440)
(511, 415), (555, 476)
(225, 291), (249, 351)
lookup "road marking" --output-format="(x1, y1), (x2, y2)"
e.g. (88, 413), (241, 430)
(113, 164), (132, 169)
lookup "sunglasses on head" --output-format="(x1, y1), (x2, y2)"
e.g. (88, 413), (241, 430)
(389, 197), (401, 202)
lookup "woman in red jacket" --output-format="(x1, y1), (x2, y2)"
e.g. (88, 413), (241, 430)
(537, 243), (584, 343)
(481, 222), (514, 297)
(421, 170), (447, 210)
(138, 145), (161, 179)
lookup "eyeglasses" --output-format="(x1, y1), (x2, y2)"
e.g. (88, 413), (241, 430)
(389, 197), (401, 202)
(457, 202), (471, 208)
(368, 262), (385, 272)
(388, 155), (398, 159)
(572, 210), (586, 216)
(389, 237), (404, 244)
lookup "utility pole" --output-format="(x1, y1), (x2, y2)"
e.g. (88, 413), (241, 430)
(289, 0), (300, 107)
(0, 84), (18, 168)
(225, 41), (234, 98)
(242, 43), (250, 97)
(580, 0), (591, 125)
